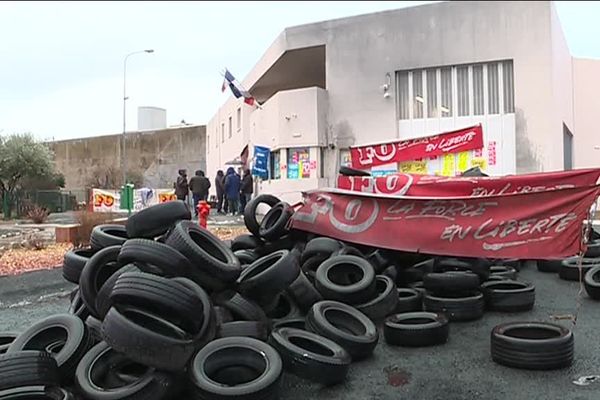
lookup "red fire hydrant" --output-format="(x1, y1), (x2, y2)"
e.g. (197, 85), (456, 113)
(197, 200), (210, 228)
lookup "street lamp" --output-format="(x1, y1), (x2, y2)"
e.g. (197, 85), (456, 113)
(122, 49), (154, 186)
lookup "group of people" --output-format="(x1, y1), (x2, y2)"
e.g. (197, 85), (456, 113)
(174, 167), (253, 216)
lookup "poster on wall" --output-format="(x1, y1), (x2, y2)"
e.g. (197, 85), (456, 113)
(288, 148), (311, 179)
(92, 188), (178, 213)
(252, 145), (270, 179)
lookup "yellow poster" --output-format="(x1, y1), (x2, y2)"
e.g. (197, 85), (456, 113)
(471, 157), (488, 170)
(399, 160), (428, 175)
(457, 152), (469, 172)
(442, 153), (456, 176)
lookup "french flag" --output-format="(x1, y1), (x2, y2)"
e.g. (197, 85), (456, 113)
(221, 69), (256, 106)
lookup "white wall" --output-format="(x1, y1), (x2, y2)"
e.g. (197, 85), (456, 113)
(573, 58), (600, 168)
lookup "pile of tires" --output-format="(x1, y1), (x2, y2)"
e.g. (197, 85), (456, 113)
(1, 197), (581, 399)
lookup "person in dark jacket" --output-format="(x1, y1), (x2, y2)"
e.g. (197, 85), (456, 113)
(224, 167), (241, 215)
(174, 169), (188, 202)
(240, 169), (253, 213)
(215, 170), (225, 214)
(189, 170), (211, 215)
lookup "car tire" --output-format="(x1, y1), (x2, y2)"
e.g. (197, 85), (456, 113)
(237, 250), (300, 305)
(395, 288), (423, 313)
(95, 264), (139, 319)
(258, 202), (294, 241)
(384, 312), (449, 346)
(234, 249), (260, 265)
(558, 256), (600, 281)
(0, 351), (59, 391)
(0, 386), (74, 399)
(585, 239), (600, 258)
(306, 301), (379, 360)
(68, 289), (90, 321)
(62, 248), (95, 284)
(272, 318), (306, 331)
(537, 259), (562, 273)
(584, 266), (600, 300)
(433, 258), (490, 282)
(480, 280), (535, 312)
(7, 314), (94, 382)
(108, 272), (206, 333)
(117, 238), (192, 277)
(491, 321), (574, 370)
(264, 293), (303, 322)
(0, 334), (17, 355)
(231, 234), (264, 252)
(243, 194), (281, 238)
(217, 321), (271, 341)
(396, 259), (435, 285)
(212, 290), (267, 322)
(423, 271), (481, 295)
(423, 291), (485, 322)
(166, 220), (241, 283)
(125, 200), (191, 239)
(489, 265), (518, 280)
(90, 225), (128, 251)
(78, 245), (123, 318)
(301, 238), (342, 264)
(268, 327), (351, 386)
(75, 341), (179, 400)
(101, 306), (195, 372)
(85, 316), (103, 344)
(189, 337), (282, 400)
(355, 275), (398, 321)
(315, 255), (376, 305)
(339, 166), (370, 177)
(287, 271), (323, 312)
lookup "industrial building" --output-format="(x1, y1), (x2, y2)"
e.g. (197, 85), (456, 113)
(208, 1), (600, 203)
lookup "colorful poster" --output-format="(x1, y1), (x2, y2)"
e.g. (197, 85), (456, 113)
(457, 152), (470, 172)
(442, 153), (456, 176)
(350, 124), (484, 169)
(399, 160), (428, 175)
(288, 148), (310, 179)
(471, 157), (488, 171)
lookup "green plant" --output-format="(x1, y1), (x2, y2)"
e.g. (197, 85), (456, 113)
(26, 205), (49, 224)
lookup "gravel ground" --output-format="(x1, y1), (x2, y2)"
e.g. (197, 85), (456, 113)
(1, 263), (599, 399)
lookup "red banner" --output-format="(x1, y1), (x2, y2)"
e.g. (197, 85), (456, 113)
(337, 168), (600, 198)
(292, 186), (600, 259)
(350, 125), (484, 170)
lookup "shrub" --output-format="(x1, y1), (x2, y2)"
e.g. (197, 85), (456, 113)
(73, 211), (116, 247)
(24, 232), (47, 251)
(26, 205), (49, 224)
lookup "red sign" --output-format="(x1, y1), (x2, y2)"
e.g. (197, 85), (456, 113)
(292, 186), (600, 260)
(350, 125), (484, 170)
(337, 168), (600, 198)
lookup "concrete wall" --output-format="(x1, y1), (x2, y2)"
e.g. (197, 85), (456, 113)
(51, 125), (206, 191)
(573, 58), (600, 168)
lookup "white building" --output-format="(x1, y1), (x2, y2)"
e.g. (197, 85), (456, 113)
(207, 1), (600, 203)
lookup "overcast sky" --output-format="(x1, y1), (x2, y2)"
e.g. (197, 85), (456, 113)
(1, 1), (598, 141)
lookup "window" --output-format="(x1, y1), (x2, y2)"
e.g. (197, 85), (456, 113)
(473, 64), (484, 115)
(488, 63), (499, 114)
(397, 71), (409, 120)
(221, 123), (224, 143)
(413, 70), (423, 118)
(440, 67), (452, 117)
(236, 108), (241, 131)
(287, 147), (311, 179)
(457, 66), (469, 116)
(426, 69), (438, 118)
(269, 150), (281, 179)
(228, 116), (232, 139)
(503, 61), (514, 113)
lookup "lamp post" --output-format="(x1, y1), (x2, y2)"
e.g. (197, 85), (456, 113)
(122, 49), (154, 186)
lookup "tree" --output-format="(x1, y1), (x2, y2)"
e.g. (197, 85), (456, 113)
(0, 133), (56, 216)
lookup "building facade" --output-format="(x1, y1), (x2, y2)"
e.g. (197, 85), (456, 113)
(207, 1), (600, 203)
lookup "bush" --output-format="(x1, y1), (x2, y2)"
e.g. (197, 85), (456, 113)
(73, 211), (117, 247)
(26, 205), (49, 224)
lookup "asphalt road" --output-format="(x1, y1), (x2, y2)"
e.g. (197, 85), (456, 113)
(1, 264), (600, 399)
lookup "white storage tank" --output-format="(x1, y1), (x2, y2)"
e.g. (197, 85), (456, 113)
(138, 106), (167, 130)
